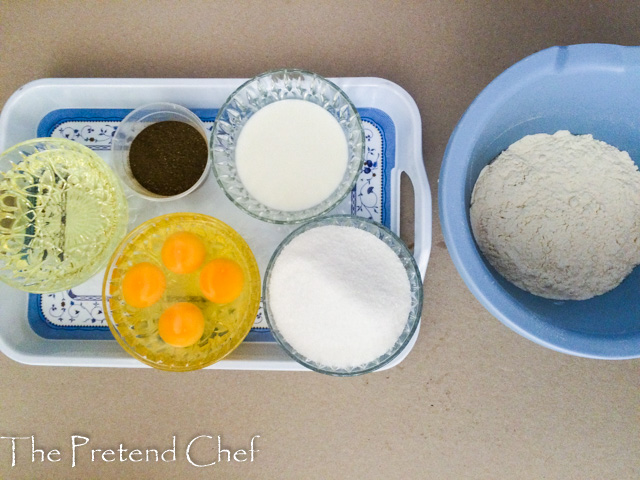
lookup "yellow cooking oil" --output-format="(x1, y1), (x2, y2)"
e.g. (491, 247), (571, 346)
(0, 146), (128, 292)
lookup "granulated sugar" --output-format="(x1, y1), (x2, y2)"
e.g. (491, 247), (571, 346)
(267, 225), (412, 369)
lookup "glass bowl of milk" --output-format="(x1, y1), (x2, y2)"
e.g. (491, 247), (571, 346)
(211, 69), (365, 224)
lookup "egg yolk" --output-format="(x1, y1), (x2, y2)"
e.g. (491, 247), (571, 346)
(121, 262), (166, 308)
(199, 258), (244, 304)
(158, 302), (205, 348)
(161, 231), (206, 274)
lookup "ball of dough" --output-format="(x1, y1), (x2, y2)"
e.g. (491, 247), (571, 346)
(470, 130), (640, 300)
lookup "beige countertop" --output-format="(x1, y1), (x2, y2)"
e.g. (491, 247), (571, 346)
(0, 2), (638, 479)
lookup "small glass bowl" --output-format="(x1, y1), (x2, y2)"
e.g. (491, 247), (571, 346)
(0, 138), (128, 293)
(211, 69), (365, 224)
(111, 102), (210, 202)
(102, 213), (261, 371)
(263, 215), (423, 376)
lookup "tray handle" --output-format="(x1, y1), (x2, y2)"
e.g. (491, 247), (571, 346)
(401, 159), (432, 279)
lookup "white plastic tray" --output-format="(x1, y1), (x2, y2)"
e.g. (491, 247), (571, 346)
(0, 77), (432, 370)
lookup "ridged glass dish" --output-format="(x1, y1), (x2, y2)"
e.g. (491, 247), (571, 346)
(0, 138), (128, 293)
(263, 215), (423, 376)
(210, 69), (365, 224)
(102, 213), (261, 371)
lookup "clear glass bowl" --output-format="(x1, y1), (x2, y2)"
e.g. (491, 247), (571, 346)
(0, 138), (128, 293)
(102, 213), (261, 372)
(211, 69), (364, 224)
(263, 215), (423, 376)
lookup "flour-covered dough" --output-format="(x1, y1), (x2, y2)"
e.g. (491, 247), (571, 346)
(470, 130), (640, 300)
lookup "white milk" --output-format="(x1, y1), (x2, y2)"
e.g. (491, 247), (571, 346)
(235, 99), (348, 211)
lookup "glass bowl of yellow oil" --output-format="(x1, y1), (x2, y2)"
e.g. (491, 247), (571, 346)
(0, 138), (128, 293)
(102, 213), (261, 371)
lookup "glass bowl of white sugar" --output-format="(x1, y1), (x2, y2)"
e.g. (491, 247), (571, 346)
(210, 69), (364, 224)
(263, 215), (423, 376)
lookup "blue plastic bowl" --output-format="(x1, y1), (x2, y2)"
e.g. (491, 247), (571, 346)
(439, 44), (640, 359)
